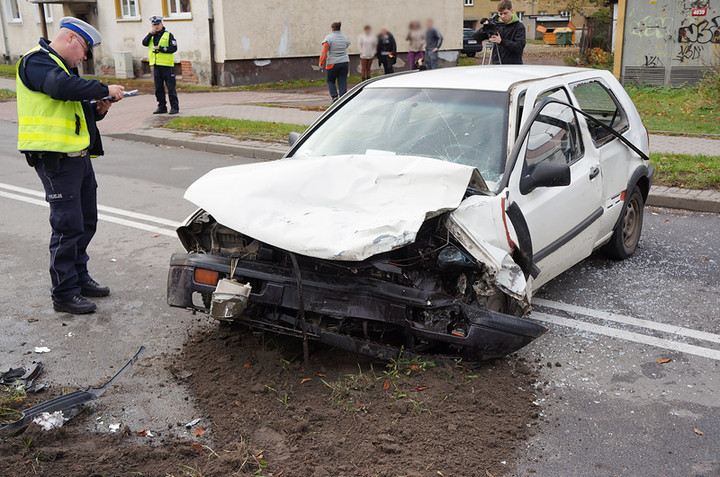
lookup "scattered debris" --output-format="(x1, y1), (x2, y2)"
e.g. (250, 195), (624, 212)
(0, 347), (146, 435)
(137, 429), (148, 436)
(0, 362), (44, 392)
(694, 427), (704, 436)
(33, 347), (51, 354)
(110, 258), (117, 262)
(193, 427), (205, 437)
(185, 418), (201, 428)
(657, 358), (672, 364)
(301, 378), (312, 384)
(32, 411), (66, 430)
(109, 423), (121, 433)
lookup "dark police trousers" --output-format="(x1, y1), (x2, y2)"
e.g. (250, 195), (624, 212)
(34, 154), (97, 301)
(154, 65), (179, 111)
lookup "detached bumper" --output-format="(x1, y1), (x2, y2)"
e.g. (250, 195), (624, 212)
(167, 252), (546, 359)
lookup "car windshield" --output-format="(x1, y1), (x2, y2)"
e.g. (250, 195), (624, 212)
(463, 29), (474, 38)
(292, 87), (509, 190)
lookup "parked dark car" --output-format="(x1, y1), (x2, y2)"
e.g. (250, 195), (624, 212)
(462, 28), (483, 57)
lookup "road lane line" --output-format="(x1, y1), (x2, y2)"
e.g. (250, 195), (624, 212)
(532, 312), (720, 361)
(0, 181), (182, 228)
(0, 190), (176, 237)
(535, 298), (720, 346)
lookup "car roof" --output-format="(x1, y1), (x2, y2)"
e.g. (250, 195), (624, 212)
(365, 65), (592, 92)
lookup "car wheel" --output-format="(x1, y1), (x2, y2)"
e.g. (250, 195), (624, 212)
(604, 186), (644, 260)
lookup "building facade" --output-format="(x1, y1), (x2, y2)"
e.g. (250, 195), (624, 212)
(0, 0), (462, 85)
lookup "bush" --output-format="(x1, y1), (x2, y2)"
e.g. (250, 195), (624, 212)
(696, 68), (720, 103)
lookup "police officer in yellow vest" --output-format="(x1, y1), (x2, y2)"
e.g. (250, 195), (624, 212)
(142, 15), (179, 114)
(17, 17), (125, 314)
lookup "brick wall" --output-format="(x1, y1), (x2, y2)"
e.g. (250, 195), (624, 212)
(180, 61), (199, 84)
(100, 65), (116, 76)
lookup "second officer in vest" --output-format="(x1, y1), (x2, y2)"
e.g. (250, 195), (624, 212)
(142, 15), (179, 114)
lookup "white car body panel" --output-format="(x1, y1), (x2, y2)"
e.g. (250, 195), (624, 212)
(183, 154), (478, 262)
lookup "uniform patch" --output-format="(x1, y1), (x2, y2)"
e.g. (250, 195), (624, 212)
(47, 193), (63, 200)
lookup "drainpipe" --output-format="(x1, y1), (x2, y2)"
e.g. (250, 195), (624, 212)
(0, 3), (10, 62)
(208, 0), (216, 85)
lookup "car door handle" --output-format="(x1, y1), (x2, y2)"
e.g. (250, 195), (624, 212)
(589, 167), (600, 180)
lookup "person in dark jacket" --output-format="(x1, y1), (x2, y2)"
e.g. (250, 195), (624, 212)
(376, 29), (397, 75)
(473, 0), (526, 65)
(141, 16), (179, 114)
(425, 19), (443, 69)
(16, 18), (124, 314)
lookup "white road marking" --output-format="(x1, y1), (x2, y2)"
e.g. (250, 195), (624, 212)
(533, 312), (720, 362)
(0, 181), (182, 228)
(535, 298), (720, 346)
(0, 190), (176, 237)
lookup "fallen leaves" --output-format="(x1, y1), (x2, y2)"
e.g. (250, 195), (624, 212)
(301, 378), (312, 384)
(234, 400), (245, 408)
(694, 427), (704, 436)
(383, 380), (391, 391)
(657, 358), (672, 364)
(413, 386), (429, 392)
(314, 373), (327, 378)
(191, 442), (205, 453)
(193, 427), (205, 437)
(137, 430), (147, 437)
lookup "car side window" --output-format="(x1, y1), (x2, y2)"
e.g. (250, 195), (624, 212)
(524, 101), (582, 169)
(571, 80), (629, 146)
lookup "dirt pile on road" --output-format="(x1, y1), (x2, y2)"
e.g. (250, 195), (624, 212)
(0, 326), (542, 476)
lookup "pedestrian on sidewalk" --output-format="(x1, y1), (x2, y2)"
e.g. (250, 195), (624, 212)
(377, 28), (397, 75)
(358, 25), (377, 81)
(406, 21), (425, 70)
(425, 19), (443, 69)
(142, 15), (179, 114)
(319, 21), (351, 102)
(16, 17), (125, 314)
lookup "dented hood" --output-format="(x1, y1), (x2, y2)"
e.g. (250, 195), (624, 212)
(184, 155), (479, 261)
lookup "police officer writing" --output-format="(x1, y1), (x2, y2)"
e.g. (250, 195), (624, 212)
(142, 16), (179, 114)
(473, 0), (526, 65)
(16, 18), (125, 314)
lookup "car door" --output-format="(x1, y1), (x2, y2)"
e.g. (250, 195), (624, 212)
(506, 87), (604, 289)
(568, 78), (634, 239)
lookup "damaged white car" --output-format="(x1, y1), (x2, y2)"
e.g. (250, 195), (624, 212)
(167, 66), (652, 361)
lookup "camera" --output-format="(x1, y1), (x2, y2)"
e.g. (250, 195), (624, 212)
(478, 14), (502, 37)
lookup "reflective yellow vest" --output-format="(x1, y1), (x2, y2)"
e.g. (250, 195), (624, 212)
(149, 31), (174, 67)
(16, 46), (89, 153)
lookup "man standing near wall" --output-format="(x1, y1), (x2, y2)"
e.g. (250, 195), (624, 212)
(425, 19), (443, 69)
(473, 0), (526, 64)
(16, 17), (125, 314)
(142, 16), (179, 114)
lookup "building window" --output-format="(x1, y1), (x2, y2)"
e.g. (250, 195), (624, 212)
(35, 4), (53, 24)
(4, 0), (21, 24)
(164, 0), (192, 19)
(115, 0), (141, 20)
(464, 0), (474, 6)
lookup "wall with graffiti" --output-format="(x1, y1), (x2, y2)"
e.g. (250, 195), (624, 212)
(621, 0), (719, 85)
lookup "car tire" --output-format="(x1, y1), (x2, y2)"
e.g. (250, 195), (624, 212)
(604, 186), (644, 260)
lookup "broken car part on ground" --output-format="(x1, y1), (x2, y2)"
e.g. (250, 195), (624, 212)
(0, 347), (146, 435)
(167, 66), (652, 362)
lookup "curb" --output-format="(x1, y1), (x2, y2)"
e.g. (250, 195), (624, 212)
(647, 187), (720, 214)
(107, 131), (286, 161)
(107, 130), (719, 214)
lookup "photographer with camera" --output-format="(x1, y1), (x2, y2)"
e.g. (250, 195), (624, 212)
(473, 0), (526, 65)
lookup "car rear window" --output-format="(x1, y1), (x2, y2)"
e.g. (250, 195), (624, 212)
(571, 80), (629, 146)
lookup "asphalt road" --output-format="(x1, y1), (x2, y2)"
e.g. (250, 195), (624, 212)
(0, 123), (718, 475)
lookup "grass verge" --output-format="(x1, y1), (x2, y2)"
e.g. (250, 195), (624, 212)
(0, 88), (16, 101)
(650, 153), (720, 190)
(163, 116), (307, 142)
(626, 84), (720, 136)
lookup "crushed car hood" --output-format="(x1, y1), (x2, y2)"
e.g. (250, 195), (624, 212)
(184, 155), (481, 261)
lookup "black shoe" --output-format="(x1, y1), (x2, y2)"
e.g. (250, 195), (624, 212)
(53, 295), (96, 314)
(80, 279), (110, 297)
(153, 108), (168, 114)
(169, 108), (179, 115)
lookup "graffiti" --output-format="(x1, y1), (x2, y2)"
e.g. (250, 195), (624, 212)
(631, 16), (672, 39)
(676, 43), (704, 62)
(678, 16), (720, 43)
(644, 55), (664, 67)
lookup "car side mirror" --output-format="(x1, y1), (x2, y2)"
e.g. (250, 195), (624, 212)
(288, 131), (301, 147)
(520, 162), (571, 194)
